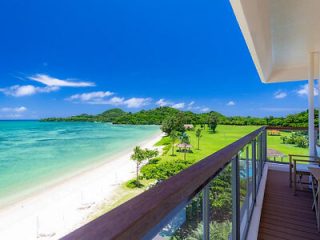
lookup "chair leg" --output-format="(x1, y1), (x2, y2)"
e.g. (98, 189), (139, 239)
(289, 157), (292, 188)
(293, 165), (297, 195)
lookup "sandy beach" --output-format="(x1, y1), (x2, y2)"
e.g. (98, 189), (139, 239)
(0, 131), (163, 240)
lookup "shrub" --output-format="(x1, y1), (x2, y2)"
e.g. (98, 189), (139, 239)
(280, 136), (287, 144)
(280, 132), (308, 148)
(141, 158), (195, 181)
(125, 179), (143, 189)
(148, 157), (161, 164)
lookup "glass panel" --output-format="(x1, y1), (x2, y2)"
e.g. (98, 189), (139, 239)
(255, 137), (261, 190)
(208, 163), (232, 239)
(149, 192), (203, 240)
(239, 146), (251, 239)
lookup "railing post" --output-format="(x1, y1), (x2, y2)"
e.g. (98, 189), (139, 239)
(263, 129), (267, 164)
(232, 154), (240, 240)
(259, 134), (263, 179)
(252, 140), (257, 204)
(202, 184), (210, 240)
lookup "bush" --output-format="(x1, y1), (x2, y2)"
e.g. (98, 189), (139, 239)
(141, 158), (195, 181)
(125, 179), (143, 189)
(148, 157), (161, 164)
(280, 132), (308, 148)
(280, 136), (287, 144)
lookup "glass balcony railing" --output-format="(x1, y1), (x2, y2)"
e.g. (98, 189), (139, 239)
(62, 127), (267, 240)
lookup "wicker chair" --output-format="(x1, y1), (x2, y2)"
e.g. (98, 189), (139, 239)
(289, 154), (320, 194)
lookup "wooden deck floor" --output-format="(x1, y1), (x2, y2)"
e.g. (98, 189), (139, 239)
(258, 169), (320, 240)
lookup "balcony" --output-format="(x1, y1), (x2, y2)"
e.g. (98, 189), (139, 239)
(61, 127), (320, 239)
(259, 168), (319, 239)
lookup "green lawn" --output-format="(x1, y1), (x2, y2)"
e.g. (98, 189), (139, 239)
(158, 125), (309, 163)
(267, 131), (308, 162)
(158, 125), (259, 162)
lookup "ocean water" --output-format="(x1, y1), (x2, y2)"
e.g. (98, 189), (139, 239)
(0, 121), (160, 207)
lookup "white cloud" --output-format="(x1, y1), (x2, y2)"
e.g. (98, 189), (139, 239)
(297, 84), (318, 96)
(226, 101), (235, 106)
(1, 106), (27, 113)
(106, 97), (125, 105)
(188, 101), (195, 106)
(79, 96), (152, 108)
(172, 102), (185, 109)
(201, 107), (210, 112)
(29, 74), (94, 87)
(67, 91), (114, 102)
(274, 91), (287, 99)
(124, 97), (152, 108)
(187, 101), (195, 110)
(0, 74), (93, 98)
(0, 85), (58, 97)
(156, 99), (170, 107)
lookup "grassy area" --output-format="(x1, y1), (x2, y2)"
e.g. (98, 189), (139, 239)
(157, 125), (309, 163)
(158, 125), (259, 163)
(267, 131), (308, 162)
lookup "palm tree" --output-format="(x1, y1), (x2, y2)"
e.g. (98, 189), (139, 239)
(179, 132), (190, 160)
(131, 146), (145, 183)
(195, 128), (202, 150)
(170, 130), (179, 156)
(144, 148), (159, 161)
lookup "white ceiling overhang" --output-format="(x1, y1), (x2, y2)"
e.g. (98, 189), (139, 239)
(230, 0), (320, 83)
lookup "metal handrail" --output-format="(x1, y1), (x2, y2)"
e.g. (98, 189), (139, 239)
(62, 127), (266, 240)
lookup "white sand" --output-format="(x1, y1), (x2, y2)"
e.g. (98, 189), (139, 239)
(0, 131), (163, 240)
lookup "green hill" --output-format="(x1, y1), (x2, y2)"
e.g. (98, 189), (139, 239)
(41, 107), (315, 127)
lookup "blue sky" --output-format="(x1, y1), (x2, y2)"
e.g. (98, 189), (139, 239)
(0, 0), (313, 119)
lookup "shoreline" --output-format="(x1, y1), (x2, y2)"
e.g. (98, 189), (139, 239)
(0, 130), (163, 240)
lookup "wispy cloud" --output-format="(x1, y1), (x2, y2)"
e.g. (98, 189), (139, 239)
(274, 90), (287, 99)
(156, 99), (171, 107)
(296, 84), (318, 96)
(156, 98), (187, 109)
(1, 106), (27, 113)
(124, 98), (151, 108)
(0, 106), (28, 119)
(201, 107), (210, 112)
(0, 85), (58, 97)
(172, 102), (185, 109)
(156, 98), (185, 109)
(67, 91), (114, 102)
(0, 74), (94, 97)
(187, 101), (195, 110)
(98, 97), (152, 108)
(29, 74), (95, 87)
(70, 93), (152, 108)
(226, 101), (235, 106)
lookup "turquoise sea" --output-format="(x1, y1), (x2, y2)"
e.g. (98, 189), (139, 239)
(0, 121), (160, 207)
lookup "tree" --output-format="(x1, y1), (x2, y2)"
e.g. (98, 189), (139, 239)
(179, 132), (190, 160)
(180, 132), (190, 144)
(131, 146), (145, 183)
(195, 128), (202, 150)
(170, 130), (179, 156)
(144, 148), (159, 161)
(208, 114), (218, 132)
(161, 115), (185, 135)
